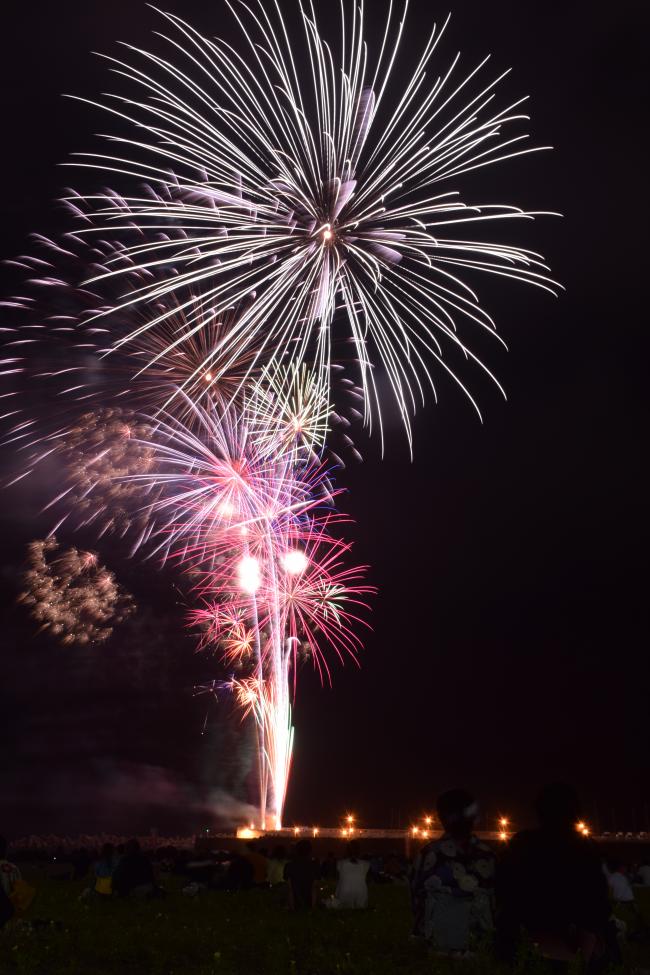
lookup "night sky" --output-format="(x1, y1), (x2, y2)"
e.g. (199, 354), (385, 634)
(1, 0), (647, 837)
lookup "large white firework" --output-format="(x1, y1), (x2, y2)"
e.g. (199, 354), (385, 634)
(67, 0), (559, 449)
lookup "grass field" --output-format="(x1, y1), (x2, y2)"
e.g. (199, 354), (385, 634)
(1, 872), (649, 974)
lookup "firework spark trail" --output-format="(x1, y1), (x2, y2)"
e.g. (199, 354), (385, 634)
(133, 392), (372, 826)
(1, 214), (365, 476)
(65, 0), (559, 449)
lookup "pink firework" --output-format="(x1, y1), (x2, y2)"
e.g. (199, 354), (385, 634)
(135, 392), (372, 827)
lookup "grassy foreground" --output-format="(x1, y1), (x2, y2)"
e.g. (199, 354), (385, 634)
(1, 873), (649, 974)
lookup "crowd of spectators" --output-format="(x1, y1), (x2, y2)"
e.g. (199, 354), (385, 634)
(2, 784), (649, 972)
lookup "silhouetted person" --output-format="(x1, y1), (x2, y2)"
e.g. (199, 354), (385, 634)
(0, 836), (21, 901)
(496, 783), (614, 968)
(410, 788), (495, 954)
(112, 839), (155, 898)
(285, 839), (319, 910)
(93, 843), (116, 896)
(0, 836), (19, 928)
(71, 847), (91, 880)
(321, 851), (337, 880)
(225, 852), (254, 891)
(242, 841), (268, 886)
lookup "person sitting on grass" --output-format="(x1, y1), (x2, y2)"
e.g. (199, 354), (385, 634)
(496, 783), (616, 970)
(0, 836), (20, 928)
(93, 843), (117, 896)
(242, 841), (269, 887)
(327, 840), (370, 909)
(285, 839), (320, 910)
(605, 861), (635, 904)
(0, 836), (21, 900)
(605, 860), (643, 943)
(112, 839), (157, 898)
(267, 845), (288, 886)
(409, 788), (496, 956)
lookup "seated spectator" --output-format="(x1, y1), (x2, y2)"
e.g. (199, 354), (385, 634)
(0, 836), (20, 928)
(0, 886), (13, 929)
(242, 842), (269, 887)
(71, 847), (91, 880)
(112, 839), (156, 898)
(410, 788), (495, 955)
(329, 840), (369, 909)
(321, 851), (337, 880)
(267, 845), (288, 886)
(285, 840), (319, 910)
(224, 851), (253, 891)
(0, 836), (21, 895)
(384, 853), (406, 882)
(93, 843), (117, 896)
(496, 783), (614, 968)
(606, 861), (635, 904)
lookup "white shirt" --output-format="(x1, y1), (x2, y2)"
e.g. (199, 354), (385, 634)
(336, 857), (369, 908)
(608, 871), (635, 903)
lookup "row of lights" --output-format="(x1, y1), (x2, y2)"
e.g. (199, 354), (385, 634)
(238, 814), (592, 841)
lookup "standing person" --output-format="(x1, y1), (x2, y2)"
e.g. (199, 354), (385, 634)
(329, 840), (369, 909)
(496, 783), (614, 968)
(410, 789), (495, 955)
(285, 840), (320, 910)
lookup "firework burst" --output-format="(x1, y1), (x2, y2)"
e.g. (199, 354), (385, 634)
(18, 536), (135, 645)
(67, 1), (559, 447)
(135, 392), (372, 825)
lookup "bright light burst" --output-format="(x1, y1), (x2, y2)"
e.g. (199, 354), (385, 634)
(67, 1), (559, 448)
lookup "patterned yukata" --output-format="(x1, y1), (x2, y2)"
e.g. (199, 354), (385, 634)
(410, 834), (496, 951)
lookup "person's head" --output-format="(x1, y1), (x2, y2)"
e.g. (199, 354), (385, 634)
(295, 839), (312, 859)
(608, 859), (625, 874)
(272, 845), (286, 860)
(125, 838), (140, 856)
(347, 840), (361, 862)
(436, 788), (477, 840)
(535, 783), (582, 831)
(0, 836), (7, 859)
(100, 843), (114, 862)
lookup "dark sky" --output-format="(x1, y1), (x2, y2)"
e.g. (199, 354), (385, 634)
(0, 0), (647, 837)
